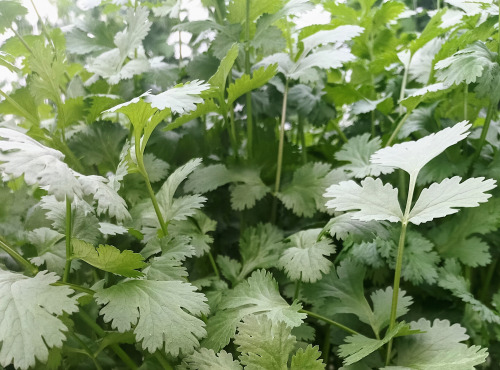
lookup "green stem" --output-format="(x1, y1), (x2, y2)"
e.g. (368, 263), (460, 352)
(322, 324), (331, 365)
(229, 106), (239, 158)
(136, 140), (169, 236)
(63, 197), (73, 283)
(29, 0), (55, 50)
(480, 258), (498, 302)
(385, 110), (412, 147)
(300, 309), (359, 336)
(386, 174), (416, 365)
(10, 27), (34, 55)
(154, 352), (174, 370)
(245, 0), (253, 159)
(52, 281), (95, 295)
(330, 119), (348, 143)
(78, 311), (138, 370)
(463, 83), (468, 120)
(298, 116), (307, 164)
(208, 251), (220, 279)
(68, 332), (103, 370)
(473, 102), (494, 161)
(399, 56), (411, 115)
(271, 79), (289, 223)
(0, 237), (38, 275)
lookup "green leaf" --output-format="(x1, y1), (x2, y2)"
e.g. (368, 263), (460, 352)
(146, 80), (211, 113)
(238, 223), (284, 280)
(290, 345), (325, 370)
(435, 41), (500, 102)
(0, 270), (78, 370)
(438, 259), (500, 324)
(227, 65), (278, 106)
(279, 163), (344, 217)
(203, 270), (306, 351)
(278, 228), (336, 283)
(336, 134), (391, 178)
(400, 83), (450, 111)
(388, 319), (488, 369)
(180, 348), (242, 370)
(339, 322), (414, 366)
(0, 1), (27, 33)
(143, 153), (169, 183)
(408, 177), (496, 225)
(72, 239), (146, 278)
(371, 121), (471, 178)
(95, 279), (209, 356)
(227, 0), (283, 24)
(324, 214), (389, 242)
(208, 43), (240, 92)
(168, 211), (217, 257)
(167, 99), (219, 131)
(235, 314), (295, 370)
(28, 227), (67, 275)
(324, 177), (403, 223)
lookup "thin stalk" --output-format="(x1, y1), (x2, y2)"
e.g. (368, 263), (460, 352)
(78, 311), (138, 370)
(208, 251), (220, 279)
(322, 325), (331, 365)
(386, 110), (411, 147)
(154, 352), (174, 370)
(480, 258), (498, 302)
(228, 107), (239, 158)
(399, 56), (411, 115)
(245, 0), (254, 159)
(473, 102), (494, 162)
(371, 110), (376, 138)
(385, 174), (417, 365)
(0, 237), (38, 275)
(63, 197), (73, 283)
(29, 0), (55, 51)
(10, 27), (34, 55)
(300, 309), (359, 335)
(463, 83), (468, 120)
(437, 0), (441, 10)
(68, 332), (103, 370)
(293, 273), (302, 301)
(330, 119), (348, 143)
(271, 79), (289, 222)
(298, 116), (307, 164)
(52, 281), (95, 295)
(136, 140), (169, 236)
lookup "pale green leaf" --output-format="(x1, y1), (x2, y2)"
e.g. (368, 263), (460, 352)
(290, 345), (325, 370)
(217, 255), (242, 283)
(143, 153), (169, 183)
(400, 82), (450, 110)
(279, 163), (344, 217)
(168, 211), (217, 257)
(180, 348), (242, 370)
(145, 80), (211, 113)
(371, 121), (471, 178)
(28, 228), (67, 275)
(324, 177), (403, 223)
(227, 0), (283, 24)
(278, 229), (336, 283)
(389, 319), (489, 369)
(324, 214), (389, 242)
(72, 239), (146, 278)
(203, 270), (305, 351)
(336, 134), (391, 178)
(235, 314), (295, 370)
(438, 259), (500, 324)
(208, 43), (240, 91)
(95, 279), (209, 356)
(408, 176), (496, 225)
(0, 1), (27, 33)
(0, 270), (78, 370)
(227, 65), (278, 106)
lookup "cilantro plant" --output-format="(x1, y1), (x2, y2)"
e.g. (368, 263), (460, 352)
(1, 0), (500, 368)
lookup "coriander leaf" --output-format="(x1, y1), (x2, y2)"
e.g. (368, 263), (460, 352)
(301, 26), (365, 55)
(235, 314), (295, 370)
(339, 322), (413, 366)
(324, 178), (403, 223)
(371, 287), (413, 336)
(438, 259), (500, 324)
(0, 1), (27, 33)
(227, 0), (283, 24)
(238, 223), (284, 280)
(227, 65), (278, 106)
(145, 80), (211, 113)
(28, 228), (67, 275)
(371, 121), (471, 178)
(208, 43), (239, 92)
(278, 228), (336, 283)
(203, 270), (305, 351)
(408, 176), (496, 225)
(180, 348), (242, 370)
(72, 239), (146, 278)
(95, 279), (209, 356)
(0, 270), (78, 370)
(168, 211), (217, 257)
(290, 345), (325, 370)
(143, 153), (169, 183)
(324, 214), (389, 242)
(279, 163), (344, 217)
(400, 82), (450, 110)
(217, 255), (242, 284)
(389, 319), (489, 369)
(336, 134), (391, 178)
(0, 128), (82, 201)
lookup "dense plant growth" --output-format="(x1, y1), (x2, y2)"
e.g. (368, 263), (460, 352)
(1, 0), (500, 368)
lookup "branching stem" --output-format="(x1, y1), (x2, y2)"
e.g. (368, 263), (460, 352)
(0, 236), (38, 275)
(300, 309), (359, 336)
